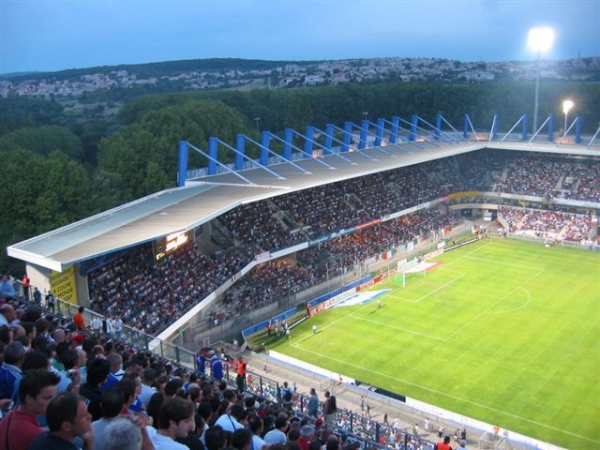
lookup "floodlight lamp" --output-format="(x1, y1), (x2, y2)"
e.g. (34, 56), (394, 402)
(528, 27), (555, 53)
(562, 99), (574, 115)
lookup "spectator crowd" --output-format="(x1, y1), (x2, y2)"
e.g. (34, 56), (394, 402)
(83, 150), (598, 335)
(0, 296), (446, 450)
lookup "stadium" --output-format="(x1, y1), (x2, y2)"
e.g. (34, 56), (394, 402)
(6, 113), (600, 449)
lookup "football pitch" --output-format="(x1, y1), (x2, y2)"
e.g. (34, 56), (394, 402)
(272, 239), (600, 449)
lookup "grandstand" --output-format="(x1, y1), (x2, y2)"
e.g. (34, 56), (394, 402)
(5, 113), (600, 449)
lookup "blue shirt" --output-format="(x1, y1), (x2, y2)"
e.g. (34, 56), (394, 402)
(0, 280), (16, 300)
(0, 363), (22, 403)
(28, 431), (78, 450)
(211, 359), (223, 380)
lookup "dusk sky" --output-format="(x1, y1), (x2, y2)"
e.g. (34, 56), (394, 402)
(1, 0), (599, 75)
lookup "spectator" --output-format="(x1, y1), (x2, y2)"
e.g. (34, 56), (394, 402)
(0, 340), (27, 403)
(231, 427), (253, 450)
(73, 306), (87, 331)
(102, 417), (143, 450)
(0, 369), (61, 449)
(0, 304), (16, 327)
(264, 415), (289, 445)
(0, 275), (17, 302)
(214, 402), (246, 432)
(249, 415), (268, 450)
(92, 386), (126, 449)
(28, 392), (94, 450)
(176, 413), (205, 450)
(149, 396), (196, 449)
(139, 367), (158, 406)
(323, 391), (337, 429)
(80, 357), (111, 421)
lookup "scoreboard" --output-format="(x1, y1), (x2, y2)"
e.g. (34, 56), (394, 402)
(154, 230), (192, 261)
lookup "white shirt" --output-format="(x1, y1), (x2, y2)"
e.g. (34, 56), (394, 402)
(91, 317), (102, 331)
(112, 318), (123, 331)
(252, 434), (268, 450)
(149, 429), (189, 450)
(264, 429), (287, 445)
(139, 383), (157, 406)
(214, 413), (244, 432)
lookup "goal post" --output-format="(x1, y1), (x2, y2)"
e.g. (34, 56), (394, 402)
(396, 258), (420, 288)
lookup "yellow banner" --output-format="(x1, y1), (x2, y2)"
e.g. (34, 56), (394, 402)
(447, 191), (480, 200)
(50, 265), (78, 305)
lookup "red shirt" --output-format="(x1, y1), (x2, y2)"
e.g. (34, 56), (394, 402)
(0, 407), (43, 449)
(73, 312), (86, 329)
(437, 443), (452, 450)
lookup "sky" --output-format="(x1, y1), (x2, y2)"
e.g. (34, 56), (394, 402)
(1, 0), (599, 75)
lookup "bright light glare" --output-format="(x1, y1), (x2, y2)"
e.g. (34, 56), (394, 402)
(528, 27), (555, 53)
(562, 99), (574, 115)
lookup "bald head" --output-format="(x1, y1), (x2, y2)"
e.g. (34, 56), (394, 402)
(0, 304), (16, 322)
(53, 328), (66, 344)
(106, 352), (122, 372)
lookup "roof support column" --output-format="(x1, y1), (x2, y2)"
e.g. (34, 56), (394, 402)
(208, 137), (218, 175)
(177, 140), (189, 187)
(235, 134), (245, 170)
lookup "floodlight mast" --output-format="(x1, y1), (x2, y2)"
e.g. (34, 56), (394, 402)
(528, 27), (555, 135)
(562, 99), (574, 133)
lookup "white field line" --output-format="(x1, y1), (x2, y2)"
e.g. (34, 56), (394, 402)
(443, 268), (545, 342)
(484, 287), (532, 315)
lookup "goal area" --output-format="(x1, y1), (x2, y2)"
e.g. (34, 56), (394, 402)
(395, 258), (427, 287)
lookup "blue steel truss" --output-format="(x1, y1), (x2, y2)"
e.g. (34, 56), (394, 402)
(179, 113), (593, 186)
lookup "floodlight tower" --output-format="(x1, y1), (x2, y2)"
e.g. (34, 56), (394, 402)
(528, 27), (555, 135)
(562, 99), (574, 133)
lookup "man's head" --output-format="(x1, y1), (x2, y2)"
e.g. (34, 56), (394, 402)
(141, 367), (157, 385)
(45, 392), (92, 439)
(19, 369), (60, 417)
(205, 425), (228, 450)
(102, 417), (143, 450)
(106, 352), (123, 373)
(76, 348), (88, 368)
(60, 348), (80, 371)
(300, 425), (316, 441)
(3, 340), (27, 366)
(100, 386), (126, 419)
(326, 435), (341, 450)
(52, 328), (66, 344)
(0, 304), (16, 323)
(229, 402), (246, 422)
(231, 428), (253, 450)
(275, 415), (289, 431)
(86, 356), (111, 386)
(157, 396), (195, 437)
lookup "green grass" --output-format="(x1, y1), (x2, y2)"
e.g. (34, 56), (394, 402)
(267, 239), (600, 449)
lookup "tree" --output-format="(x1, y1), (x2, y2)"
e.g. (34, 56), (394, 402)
(0, 125), (83, 161)
(98, 99), (247, 199)
(0, 148), (91, 273)
(0, 96), (64, 137)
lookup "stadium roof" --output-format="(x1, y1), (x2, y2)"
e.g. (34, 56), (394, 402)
(7, 139), (600, 273)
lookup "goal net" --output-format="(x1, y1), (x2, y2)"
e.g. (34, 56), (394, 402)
(395, 258), (425, 288)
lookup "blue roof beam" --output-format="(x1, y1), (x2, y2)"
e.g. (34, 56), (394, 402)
(267, 130), (333, 171)
(186, 141), (256, 185)
(214, 136), (285, 180)
(243, 133), (312, 175)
